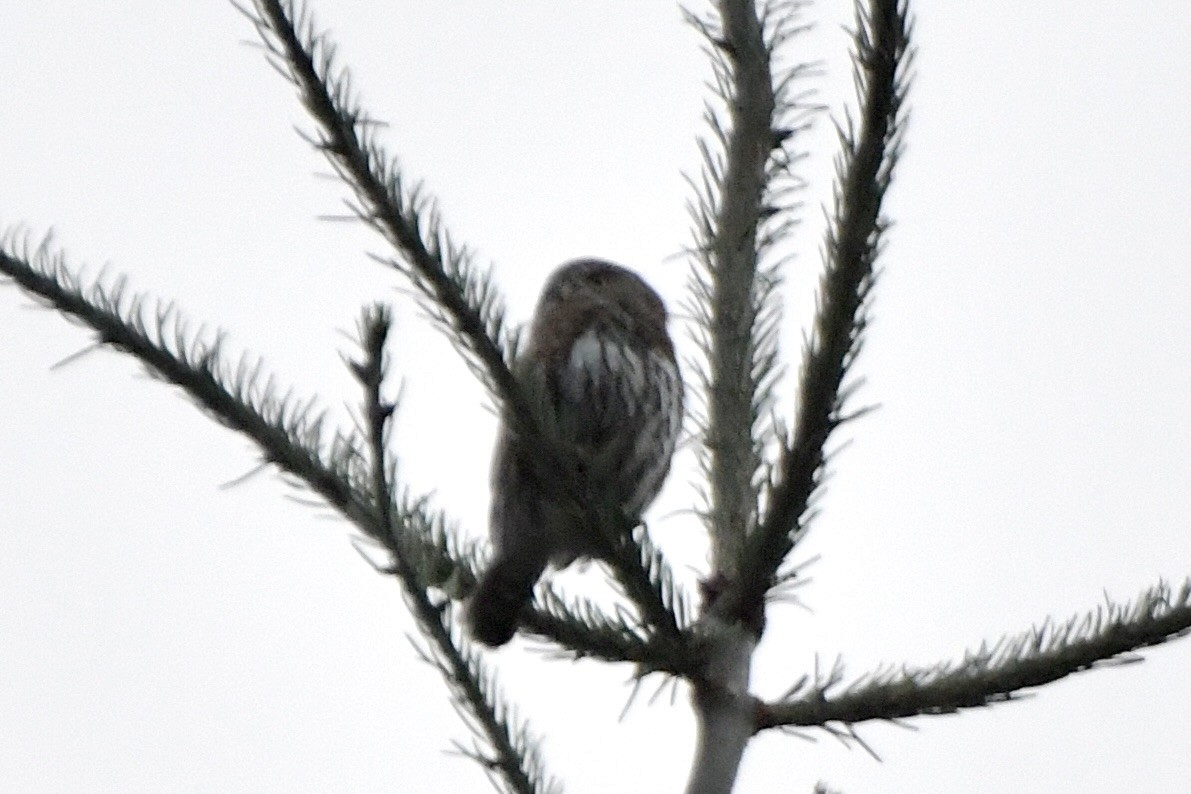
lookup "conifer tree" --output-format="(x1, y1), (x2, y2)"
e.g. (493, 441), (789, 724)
(3, 1), (1189, 791)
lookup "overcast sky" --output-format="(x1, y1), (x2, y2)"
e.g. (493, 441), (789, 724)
(2, 2), (1190, 792)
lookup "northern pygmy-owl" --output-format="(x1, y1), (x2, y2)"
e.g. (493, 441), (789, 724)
(467, 258), (683, 647)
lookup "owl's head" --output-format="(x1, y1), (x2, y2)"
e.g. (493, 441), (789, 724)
(538, 258), (668, 334)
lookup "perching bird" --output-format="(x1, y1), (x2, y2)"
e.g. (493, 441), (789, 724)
(467, 258), (684, 647)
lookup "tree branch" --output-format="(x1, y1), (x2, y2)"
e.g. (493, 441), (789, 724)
(684, 2), (910, 789)
(684, 0), (783, 583)
(722, 0), (913, 631)
(757, 580), (1191, 730)
(241, 0), (522, 406)
(351, 307), (555, 794)
(682, 0), (800, 789)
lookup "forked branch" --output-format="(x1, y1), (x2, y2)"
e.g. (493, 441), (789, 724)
(719, 0), (913, 631)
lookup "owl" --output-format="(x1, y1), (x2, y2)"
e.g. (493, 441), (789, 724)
(467, 258), (683, 647)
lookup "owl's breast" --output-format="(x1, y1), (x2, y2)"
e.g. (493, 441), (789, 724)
(552, 324), (682, 516)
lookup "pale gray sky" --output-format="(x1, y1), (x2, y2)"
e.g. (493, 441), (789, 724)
(2, 2), (1189, 792)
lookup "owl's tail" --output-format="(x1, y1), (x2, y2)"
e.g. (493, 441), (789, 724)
(467, 553), (548, 647)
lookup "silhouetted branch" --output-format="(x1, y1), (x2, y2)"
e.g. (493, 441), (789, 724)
(725, 0), (913, 630)
(758, 580), (1191, 730)
(351, 307), (555, 794)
